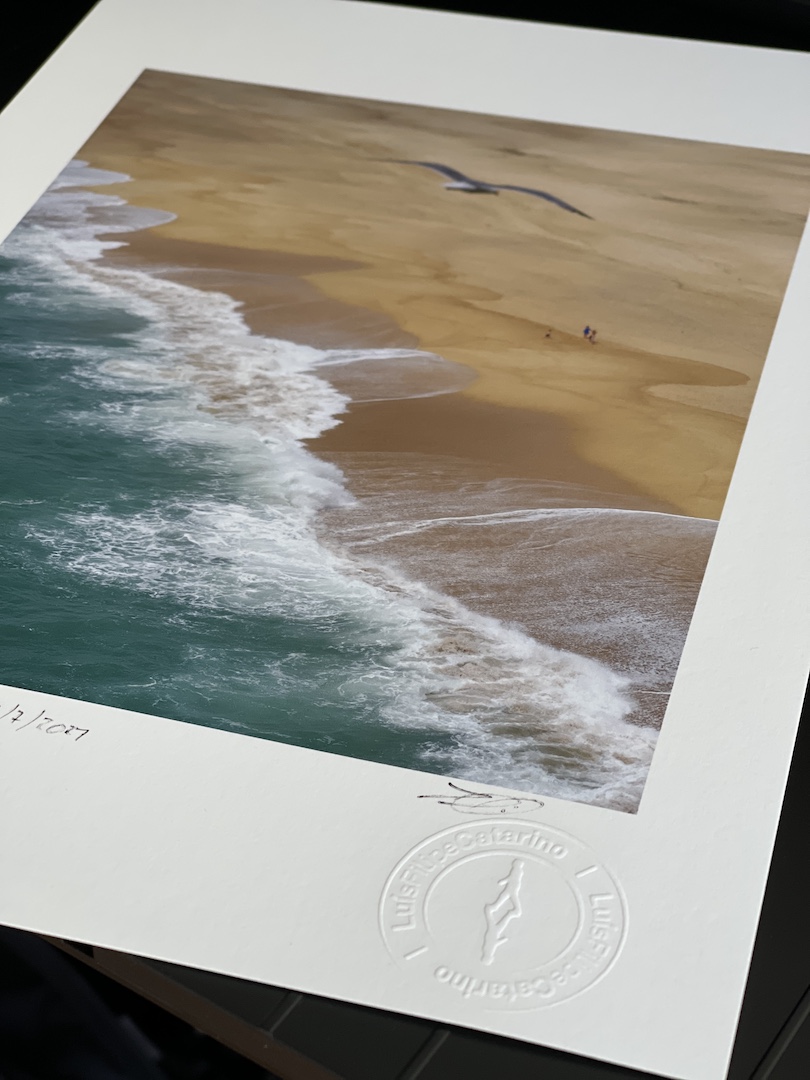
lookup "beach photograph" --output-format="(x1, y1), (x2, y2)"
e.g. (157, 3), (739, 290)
(1, 69), (808, 812)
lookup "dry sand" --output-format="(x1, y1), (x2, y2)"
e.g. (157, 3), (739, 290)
(80, 70), (810, 518)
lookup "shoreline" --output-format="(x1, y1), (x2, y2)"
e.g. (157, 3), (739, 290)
(104, 228), (668, 511)
(12, 70), (809, 811)
(94, 211), (752, 520)
(97, 220), (706, 741)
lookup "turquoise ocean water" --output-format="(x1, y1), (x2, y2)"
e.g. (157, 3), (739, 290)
(0, 162), (716, 811)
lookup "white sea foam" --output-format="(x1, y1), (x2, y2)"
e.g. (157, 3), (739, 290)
(34, 496), (652, 811)
(6, 159), (176, 265)
(325, 493), (715, 694)
(14, 160), (655, 810)
(48, 159), (132, 191)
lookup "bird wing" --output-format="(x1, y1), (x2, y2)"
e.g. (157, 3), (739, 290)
(493, 184), (592, 218)
(391, 160), (479, 184)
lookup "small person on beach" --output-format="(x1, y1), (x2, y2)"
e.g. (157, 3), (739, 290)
(583, 325), (591, 339)
(583, 325), (598, 344)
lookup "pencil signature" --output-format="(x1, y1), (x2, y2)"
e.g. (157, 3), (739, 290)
(418, 782), (544, 816)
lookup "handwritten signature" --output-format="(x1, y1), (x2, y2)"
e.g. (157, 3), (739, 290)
(2, 703), (89, 742)
(418, 781), (544, 815)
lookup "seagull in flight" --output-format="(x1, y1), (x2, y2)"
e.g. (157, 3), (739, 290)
(389, 160), (591, 218)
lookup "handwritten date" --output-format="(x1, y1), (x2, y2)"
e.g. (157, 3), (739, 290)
(2, 704), (89, 741)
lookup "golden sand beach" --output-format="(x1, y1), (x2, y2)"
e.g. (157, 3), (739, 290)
(14, 67), (806, 808)
(78, 70), (810, 520)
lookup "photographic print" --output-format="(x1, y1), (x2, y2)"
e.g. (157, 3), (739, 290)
(2, 69), (808, 813)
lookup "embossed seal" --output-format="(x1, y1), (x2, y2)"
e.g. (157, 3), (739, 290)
(380, 820), (625, 1009)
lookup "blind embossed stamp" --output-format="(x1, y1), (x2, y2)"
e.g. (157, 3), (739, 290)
(380, 820), (625, 1009)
